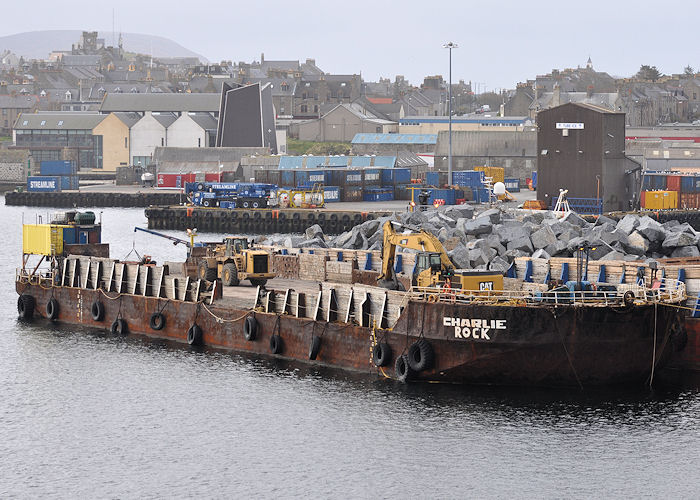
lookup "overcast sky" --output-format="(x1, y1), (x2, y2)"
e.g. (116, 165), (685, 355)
(3, 0), (699, 90)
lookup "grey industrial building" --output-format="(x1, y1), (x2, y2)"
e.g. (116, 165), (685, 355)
(434, 130), (537, 182)
(537, 102), (639, 212)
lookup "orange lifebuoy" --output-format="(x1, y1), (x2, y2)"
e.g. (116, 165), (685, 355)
(427, 294), (438, 303)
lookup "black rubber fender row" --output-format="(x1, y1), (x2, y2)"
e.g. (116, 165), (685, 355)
(394, 339), (436, 383)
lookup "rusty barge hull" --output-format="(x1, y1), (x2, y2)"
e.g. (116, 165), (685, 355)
(16, 282), (681, 388)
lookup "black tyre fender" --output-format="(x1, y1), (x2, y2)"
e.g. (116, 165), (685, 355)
(243, 316), (258, 341)
(373, 342), (392, 367)
(91, 300), (105, 321)
(395, 354), (414, 383)
(46, 298), (59, 321)
(407, 338), (435, 372)
(623, 290), (635, 306)
(292, 212), (301, 220)
(111, 318), (128, 335)
(252, 201), (260, 209)
(187, 324), (203, 346)
(17, 294), (35, 320)
(150, 312), (166, 331)
(196, 182), (205, 191)
(670, 322), (688, 352)
(203, 200), (210, 207)
(309, 335), (321, 360)
(269, 334), (283, 354)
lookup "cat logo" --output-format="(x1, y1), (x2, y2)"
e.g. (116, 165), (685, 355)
(479, 282), (494, 291)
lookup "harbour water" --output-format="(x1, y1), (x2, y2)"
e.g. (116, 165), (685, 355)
(2, 200), (699, 498)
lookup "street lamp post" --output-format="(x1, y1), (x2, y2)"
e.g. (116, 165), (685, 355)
(443, 42), (458, 186)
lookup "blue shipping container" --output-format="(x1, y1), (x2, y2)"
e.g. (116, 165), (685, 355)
(364, 168), (381, 185)
(323, 186), (340, 202)
(681, 176), (694, 193)
(428, 188), (456, 205)
(381, 169), (393, 185)
(425, 172), (439, 186)
(280, 171), (295, 186)
(60, 176), (79, 190)
(307, 170), (327, 185)
(346, 171), (363, 185)
(295, 171), (309, 186)
(62, 227), (77, 245)
(452, 170), (484, 187)
(531, 171), (537, 189)
(40, 160), (75, 176)
(393, 168), (411, 185)
(27, 176), (61, 192)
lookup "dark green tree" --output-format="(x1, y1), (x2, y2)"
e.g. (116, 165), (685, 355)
(636, 65), (662, 81)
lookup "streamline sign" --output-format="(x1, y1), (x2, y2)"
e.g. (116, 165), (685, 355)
(556, 122), (584, 129)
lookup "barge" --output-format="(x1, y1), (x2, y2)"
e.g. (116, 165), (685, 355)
(15, 218), (689, 388)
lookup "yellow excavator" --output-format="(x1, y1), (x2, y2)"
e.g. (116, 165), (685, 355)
(378, 220), (503, 291)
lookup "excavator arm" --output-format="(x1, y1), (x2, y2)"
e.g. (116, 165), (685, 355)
(379, 220), (454, 282)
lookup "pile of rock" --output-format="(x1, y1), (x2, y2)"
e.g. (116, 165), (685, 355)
(260, 206), (700, 272)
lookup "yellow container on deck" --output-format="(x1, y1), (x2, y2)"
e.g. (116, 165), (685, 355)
(22, 224), (64, 255)
(642, 190), (678, 210)
(475, 166), (505, 184)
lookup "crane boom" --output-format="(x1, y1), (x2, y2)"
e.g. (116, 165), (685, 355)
(133, 227), (191, 248)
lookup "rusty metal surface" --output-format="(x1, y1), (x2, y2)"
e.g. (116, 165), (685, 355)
(16, 280), (683, 387)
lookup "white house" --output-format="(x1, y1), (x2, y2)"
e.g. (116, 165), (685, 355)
(130, 112), (177, 166)
(167, 112), (218, 149)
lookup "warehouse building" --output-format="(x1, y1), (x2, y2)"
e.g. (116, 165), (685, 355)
(434, 129), (537, 182)
(537, 102), (639, 212)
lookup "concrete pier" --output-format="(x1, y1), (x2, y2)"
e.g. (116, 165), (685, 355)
(145, 206), (390, 234)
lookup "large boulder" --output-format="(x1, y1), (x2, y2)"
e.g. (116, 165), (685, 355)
(333, 230), (355, 249)
(469, 247), (497, 267)
(598, 250), (627, 261)
(662, 231), (698, 250)
(461, 216), (493, 236)
(671, 246), (700, 258)
(497, 224), (531, 244)
(442, 236), (462, 252)
(448, 245), (471, 269)
(595, 214), (617, 227)
(532, 249), (551, 260)
(445, 205), (474, 220)
(507, 235), (534, 254)
(299, 237), (328, 249)
(477, 208), (502, 224)
(623, 230), (650, 256)
(530, 225), (558, 250)
(616, 214), (641, 235)
(305, 224), (325, 241)
(488, 256), (510, 273)
(636, 216), (666, 242)
(545, 240), (569, 257)
(562, 211), (590, 229)
(598, 229), (629, 248)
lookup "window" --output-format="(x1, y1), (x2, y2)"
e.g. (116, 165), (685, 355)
(302, 93), (307, 99)
(314, 94), (318, 101)
(198, 137), (201, 147)
(695, 93), (698, 100)
(301, 105), (308, 113)
(161, 137), (165, 146)
(124, 137), (128, 148)
(314, 105), (318, 113)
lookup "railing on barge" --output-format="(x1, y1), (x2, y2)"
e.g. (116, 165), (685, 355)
(406, 279), (686, 307)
